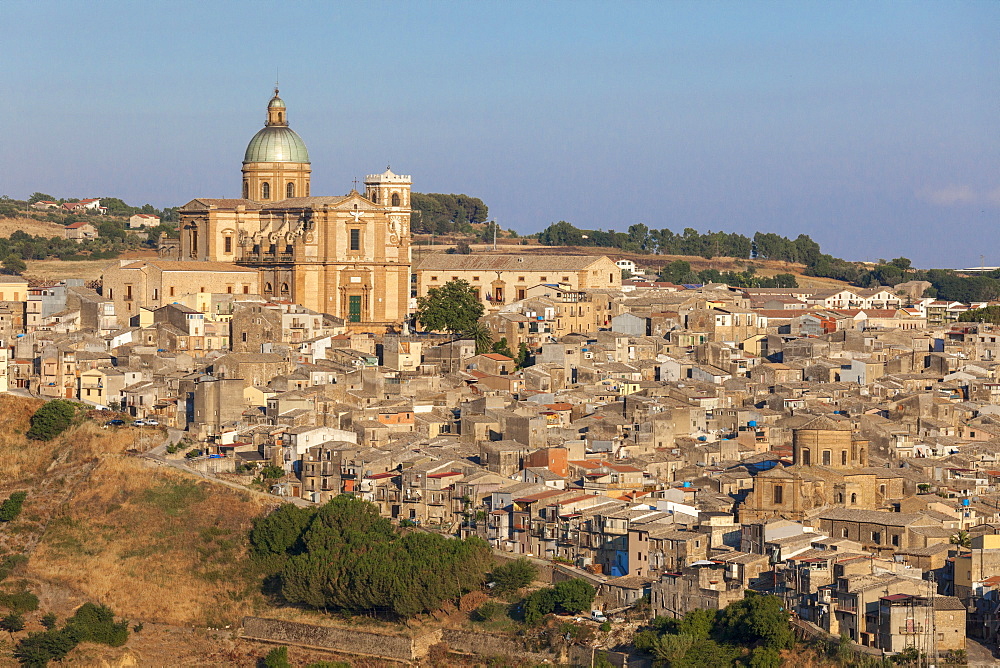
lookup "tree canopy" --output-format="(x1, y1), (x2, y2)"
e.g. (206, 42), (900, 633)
(26, 400), (76, 441)
(250, 495), (494, 618)
(414, 279), (485, 335)
(411, 193), (488, 235)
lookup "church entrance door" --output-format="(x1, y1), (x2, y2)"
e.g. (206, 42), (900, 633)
(348, 295), (362, 322)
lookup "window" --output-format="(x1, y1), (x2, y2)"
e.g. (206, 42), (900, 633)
(850, 493), (857, 504)
(243, 285), (249, 294)
(773, 485), (783, 505)
(562, 276), (569, 281)
(242, 332), (247, 342)
(226, 285), (233, 294)
(286, 182), (295, 198)
(518, 276), (525, 282)
(430, 276), (438, 281)
(540, 276), (547, 281)
(224, 236), (232, 254)
(891, 534), (899, 546)
(152, 288), (158, 300)
(842, 450), (848, 466)
(871, 531), (881, 544)
(842, 528), (849, 538)
(801, 448), (811, 466)
(472, 276), (480, 281)
(243, 181), (249, 199)
(350, 228), (360, 251)
(169, 287), (175, 297)
(822, 450), (832, 466)
(280, 283), (290, 296)
(391, 192), (400, 206)
(125, 285), (132, 300)
(261, 182), (270, 200)
(264, 283), (272, 294)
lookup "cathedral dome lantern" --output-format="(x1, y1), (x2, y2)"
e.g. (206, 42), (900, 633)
(242, 88), (311, 201)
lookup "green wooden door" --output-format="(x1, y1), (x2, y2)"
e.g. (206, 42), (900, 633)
(348, 295), (362, 322)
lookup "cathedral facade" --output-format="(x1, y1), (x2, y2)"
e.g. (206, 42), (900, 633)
(177, 89), (411, 330)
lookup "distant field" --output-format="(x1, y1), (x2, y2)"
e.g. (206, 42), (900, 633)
(24, 258), (114, 282)
(0, 215), (66, 238)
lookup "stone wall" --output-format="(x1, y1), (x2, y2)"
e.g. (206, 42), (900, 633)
(441, 628), (558, 663)
(240, 616), (438, 661)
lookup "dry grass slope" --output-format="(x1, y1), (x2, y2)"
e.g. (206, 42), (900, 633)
(30, 457), (276, 626)
(0, 395), (277, 629)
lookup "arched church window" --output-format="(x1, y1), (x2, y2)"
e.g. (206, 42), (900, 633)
(264, 283), (273, 294)
(278, 112), (283, 123)
(286, 182), (295, 198)
(850, 493), (857, 504)
(280, 283), (290, 295)
(391, 192), (401, 206)
(262, 182), (271, 200)
(243, 181), (249, 199)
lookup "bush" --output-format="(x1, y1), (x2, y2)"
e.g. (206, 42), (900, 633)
(65, 603), (128, 647)
(0, 590), (39, 614)
(40, 613), (57, 630)
(490, 557), (537, 593)
(600, 621), (611, 632)
(1, 612), (25, 632)
(0, 554), (28, 581)
(473, 600), (506, 622)
(522, 578), (596, 624)
(26, 400), (75, 441)
(0, 492), (28, 522)
(260, 465), (285, 479)
(262, 645), (291, 668)
(15, 628), (76, 666)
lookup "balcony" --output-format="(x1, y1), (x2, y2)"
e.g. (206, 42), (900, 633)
(239, 253), (295, 264)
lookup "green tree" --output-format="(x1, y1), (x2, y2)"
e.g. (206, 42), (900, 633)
(467, 322), (494, 354)
(1, 612), (25, 633)
(1, 256), (27, 275)
(415, 279), (484, 334)
(552, 579), (596, 614)
(716, 593), (792, 650)
(950, 530), (972, 549)
(490, 557), (537, 593)
(14, 628), (77, 667)
(27, 193), (56, 205)
(25, 400), (75, 441)
(40, 613), (57, 630)
(649, 633), (694, 664)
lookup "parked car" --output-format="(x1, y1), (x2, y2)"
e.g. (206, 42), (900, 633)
(132, 420), (147, 427)
(145, 419), (160, 426)
(590, 610), (608, 623)
(104, 419), (125, 427)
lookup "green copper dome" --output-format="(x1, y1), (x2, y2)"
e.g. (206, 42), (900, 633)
(268, 94), (286, 109)
(243, 126), (310, 164)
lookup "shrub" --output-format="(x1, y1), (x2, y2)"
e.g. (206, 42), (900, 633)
(490, 557), (537, 593)
(0, 492), (28, 522)
(0, 554), (28, 581)
(14, 628), (76, 666)
(40, 613), (57, 630)
(262, 646), (292, 668)
(600, 621), (611, 632)
(474, 600), (506, 622)
(1, 612), (25, 632)
(0, 590), (39, 614)
(65, 603), (128, 647)
(260, 465), (285, 479)
(26, 400), (75, 441)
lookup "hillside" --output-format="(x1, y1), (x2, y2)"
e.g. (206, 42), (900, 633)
(0, 395), (282, 665)
(0, 216), (66, 238)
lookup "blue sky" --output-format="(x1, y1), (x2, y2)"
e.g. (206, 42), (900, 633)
(3, 1), (997, 268)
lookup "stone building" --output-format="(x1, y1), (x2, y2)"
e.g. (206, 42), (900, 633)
(413, 254), (621, 312)
(175, 89), (411, 330)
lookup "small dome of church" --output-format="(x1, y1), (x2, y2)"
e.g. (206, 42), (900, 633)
(244, 126), (310, 164)
(268, 95), (286, 109)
